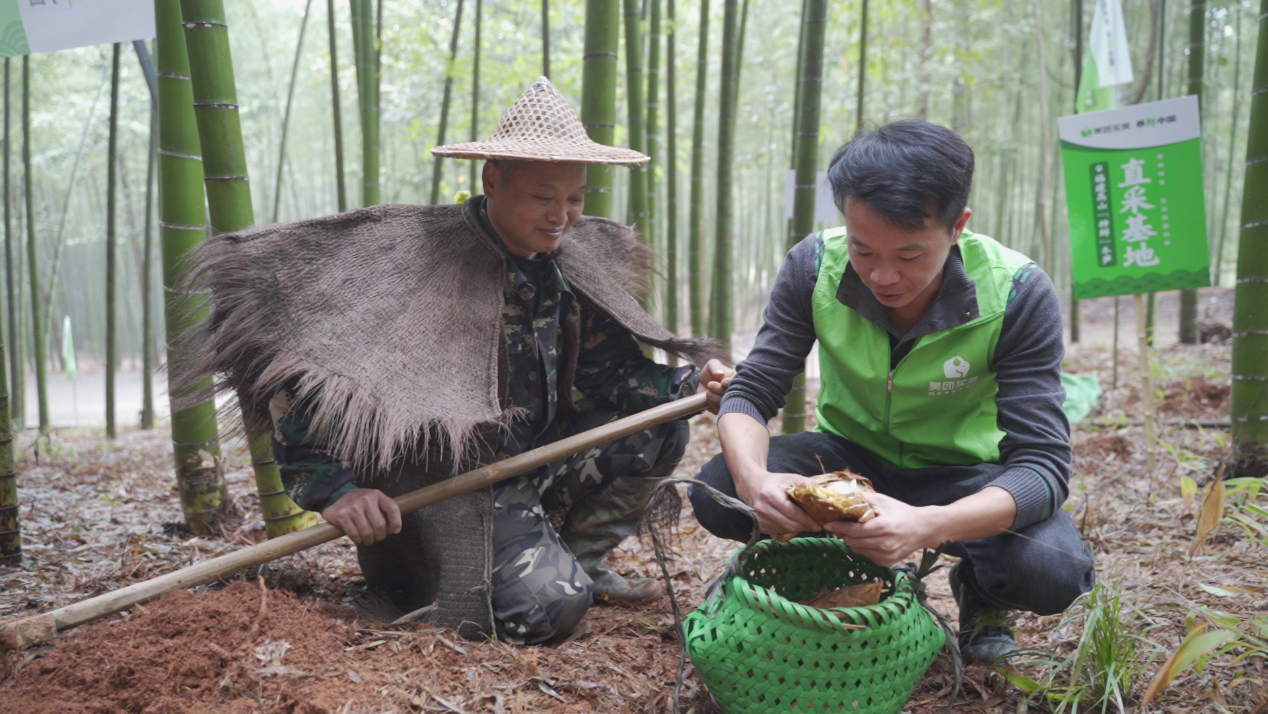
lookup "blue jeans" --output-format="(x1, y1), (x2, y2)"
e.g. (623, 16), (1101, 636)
(688, 430), (1094, 616)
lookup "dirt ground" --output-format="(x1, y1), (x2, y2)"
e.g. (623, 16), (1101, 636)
(0, 288), (1264, 713)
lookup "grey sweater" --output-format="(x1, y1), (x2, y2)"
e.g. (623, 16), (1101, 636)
(718, 233), (1072, 530)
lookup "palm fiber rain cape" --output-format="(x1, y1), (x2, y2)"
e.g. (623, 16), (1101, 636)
(174, 197), (721, 635)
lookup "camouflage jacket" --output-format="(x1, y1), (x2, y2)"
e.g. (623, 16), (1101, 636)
(271, 204), (698, 513)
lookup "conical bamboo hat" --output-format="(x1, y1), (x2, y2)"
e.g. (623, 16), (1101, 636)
(431, 77), (648, 166)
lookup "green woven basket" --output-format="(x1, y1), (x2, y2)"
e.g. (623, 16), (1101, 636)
(683, 538), (945, 714)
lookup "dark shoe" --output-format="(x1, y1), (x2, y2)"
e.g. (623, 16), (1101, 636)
(590, 565), (662, 604)
(949, 561), (1018, 664)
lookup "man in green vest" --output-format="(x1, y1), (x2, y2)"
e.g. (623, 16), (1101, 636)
(689, 120), (1094, 663)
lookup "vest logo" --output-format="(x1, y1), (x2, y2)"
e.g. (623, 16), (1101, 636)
(930, 356), (979, 396)
(944, 356), (971, 379)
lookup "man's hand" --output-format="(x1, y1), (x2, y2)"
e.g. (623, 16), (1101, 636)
(824, 492), (937, 567)
(696, 358), (737, 414)
(825, 486), (1018, 567)
(734, 470), (822, 536)
(321, 488), (403, 546)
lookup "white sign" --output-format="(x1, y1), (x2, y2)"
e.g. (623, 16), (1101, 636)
(783, 170), (838, 224)
(1089, 0), (1133, 87)
(0, 0), (155, 58)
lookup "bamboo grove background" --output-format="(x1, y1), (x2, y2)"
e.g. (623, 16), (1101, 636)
(1, 0), (1260, 373)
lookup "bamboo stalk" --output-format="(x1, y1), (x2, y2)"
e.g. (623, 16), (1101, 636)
(663, 0), (678, 350)
(783, 0), (828, 435)
(1031, 0), (1051, 275)
(22, 56), (47, 434)
(687, 0), (707, 333)
(3, 58), (19, 431)
(351, 0), (379, 206)
(106, 43), (121, 439)
(1178, 0), (1206, 344)
(709, 0), (739, 350)
(327, 0), (347, 212)
(0, 393), (708, 651)
(1230, 0), (1267, 477)
(157, 0), (233, 535)
(646, 0), (661, 268)
(781, 0), (810, 434)
(429, 0), (464, 206)
(855, 0), (867, 130)
(1214, 9), (1242, 284)
(180, 0), (315, 538)
(273, 0), (314, 223)
(468, 0), (481, 193)
(542, 0), (550, 78)
(623, 0), (648, 243)
(140, 44), (158, 431)
(1069, 0), (1082, 343)
(1135, 294), (1156, 476)
(581, 0), (619, 218)
(0, 172), (14, 561)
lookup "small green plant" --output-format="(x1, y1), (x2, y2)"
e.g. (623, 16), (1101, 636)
(1001, 581), (1160, 713)
(1138, 607), (1268, 710)
(1223, 477), (1268, 551)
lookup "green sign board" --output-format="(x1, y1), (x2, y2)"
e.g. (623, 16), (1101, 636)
(1058, 95), (1209, 299)
(0, 0), (154, 58)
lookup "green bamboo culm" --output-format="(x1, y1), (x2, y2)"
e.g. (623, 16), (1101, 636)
(1230, 0), (1268, 478)
(0, 307), (15, 564)
(781, 0), (811, 433)
(1069, 0), (1083, 343)
(580, 0), (619, 219)
(429, 0), (464, 206)
(140, 42), (158, 430)
(22, 57), (47, 434)
(1215, 8), (1243, 284)
(855, 0), (868, 130)
(646, 0), (661, 272)
(327, 0), (347, 212)
(179, 0), (315, 537)
(273, 0), (314, 223)
(664, 0), (680, 355)
(105, 43), (121, 439)
(468, 0), (482, 193)
(156, 0), (234, 535)
(3, 58), (20, 432)
(0, 127), (15, 561)
(623, 0), (649, 252)
(687, 0), (708, 335)
(541, 0), (550, 78)
(351, 0), (379, 206)
(782, 0), (827, 435)
(1178, 0), (1206, 344)
(709, 0), (739, 351)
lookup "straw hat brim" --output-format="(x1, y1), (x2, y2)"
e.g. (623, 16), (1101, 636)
(431, 139), (648, 166)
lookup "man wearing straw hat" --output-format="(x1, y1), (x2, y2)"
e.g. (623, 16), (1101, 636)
(186, 78), (731, 645)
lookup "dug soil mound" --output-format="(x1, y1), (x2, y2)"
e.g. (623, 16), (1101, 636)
(0, 582), (367, 713)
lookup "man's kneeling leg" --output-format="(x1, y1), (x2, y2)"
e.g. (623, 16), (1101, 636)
(550, 414), (690, 603)
(491, 476), (594, 645)
(949, 508), (1095, 661)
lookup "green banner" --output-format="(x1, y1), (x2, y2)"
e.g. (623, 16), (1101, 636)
(0, 0), (154, 58)
(1058, 95), (1210, 299)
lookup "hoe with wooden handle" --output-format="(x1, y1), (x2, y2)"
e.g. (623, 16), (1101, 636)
(0, 393), (708, 650)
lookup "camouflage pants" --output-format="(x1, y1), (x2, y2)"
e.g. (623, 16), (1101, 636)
(492, 408), (689, 645)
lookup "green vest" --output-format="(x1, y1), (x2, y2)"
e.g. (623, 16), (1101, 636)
(811, 228), (1033, 468)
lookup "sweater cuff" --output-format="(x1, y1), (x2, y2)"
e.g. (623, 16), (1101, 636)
(987, 467), (1053, 530)
(718, 393), (770, 425)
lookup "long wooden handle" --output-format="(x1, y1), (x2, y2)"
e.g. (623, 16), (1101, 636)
(0, 393), (708, 650)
